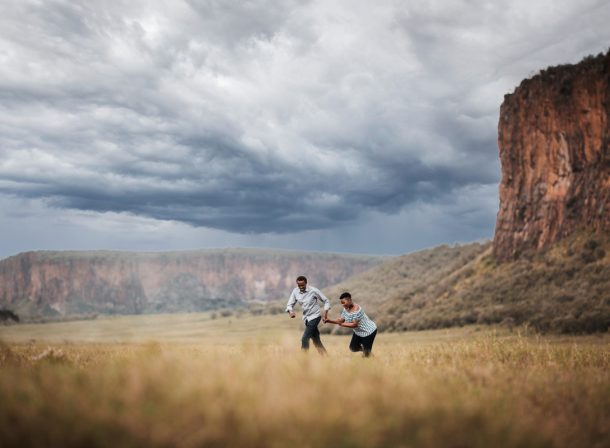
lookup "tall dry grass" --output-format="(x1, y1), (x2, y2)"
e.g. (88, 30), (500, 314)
(1, 331), (609, 448)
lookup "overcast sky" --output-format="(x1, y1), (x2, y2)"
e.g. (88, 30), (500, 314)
(1, 0), (609, 258)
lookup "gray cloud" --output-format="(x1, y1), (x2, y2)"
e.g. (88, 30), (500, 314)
(1, 0), (609, 244)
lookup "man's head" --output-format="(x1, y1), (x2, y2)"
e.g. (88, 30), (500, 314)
(339, 292), (353, 310)
(296, 275), (307, 292)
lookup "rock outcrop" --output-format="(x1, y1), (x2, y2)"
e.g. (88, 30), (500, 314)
(0, 249), (383, 317)
(493, 50), (610, 261)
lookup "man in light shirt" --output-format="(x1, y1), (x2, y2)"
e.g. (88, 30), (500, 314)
(286, 275), (330, 354)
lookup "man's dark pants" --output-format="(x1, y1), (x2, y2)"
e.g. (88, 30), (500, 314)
(349, 329), (377, 357)
(301, 316), (327, 354)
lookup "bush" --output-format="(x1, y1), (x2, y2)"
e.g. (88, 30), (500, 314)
(594, 248), (606, 260)
(0, 309), (19, 323)
(584, 239), (599, 251)
(581, 251), (597, 264)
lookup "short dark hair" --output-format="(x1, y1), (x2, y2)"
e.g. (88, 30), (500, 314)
(296, 275), (307, 283)
(339, 292), (351, 300)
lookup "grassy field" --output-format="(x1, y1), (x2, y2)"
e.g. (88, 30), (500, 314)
(1, 314), (609, 447)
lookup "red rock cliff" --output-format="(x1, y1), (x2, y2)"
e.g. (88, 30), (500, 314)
(493, 50), (610, 261)
(0, 249), (383, 316)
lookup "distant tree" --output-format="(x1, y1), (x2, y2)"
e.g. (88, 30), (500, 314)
(0, 309), (19, 323)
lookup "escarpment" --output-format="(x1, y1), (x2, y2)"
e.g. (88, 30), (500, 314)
(493, 50), (610, 261)
(0, 249), (383, 317)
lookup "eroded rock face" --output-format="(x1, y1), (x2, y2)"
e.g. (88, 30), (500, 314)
(0, 249), (383, 316)
(493, 51), (610, 261)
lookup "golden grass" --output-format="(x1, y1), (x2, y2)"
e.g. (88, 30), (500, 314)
(0, 312), (296, 344)
(1, 314), (609, 447)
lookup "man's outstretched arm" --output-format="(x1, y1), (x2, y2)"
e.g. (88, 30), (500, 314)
(285, 290), (297, 318)
(325, 317), (345, 325)
(315, 288), (331, 321)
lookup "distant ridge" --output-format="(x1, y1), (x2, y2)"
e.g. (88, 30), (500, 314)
(0, 248), (384, 319)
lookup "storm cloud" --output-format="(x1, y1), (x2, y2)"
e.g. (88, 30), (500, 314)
(1, 0), (609, 254)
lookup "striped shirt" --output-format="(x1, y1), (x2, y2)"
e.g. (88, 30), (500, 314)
(286, 286), (331, 322)
(341, 305), (377, 337)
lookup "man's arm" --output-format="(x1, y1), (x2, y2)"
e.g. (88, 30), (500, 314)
(314, 287), (331, 320)
(339, 319), (359, 328)
(285, 290), (297, 318)
(325, 317), (345, 325)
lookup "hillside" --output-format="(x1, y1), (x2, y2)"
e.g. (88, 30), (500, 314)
(323, 242), (489, 308)
(373, 230), (609, 333)
(0, 249), (384, 319)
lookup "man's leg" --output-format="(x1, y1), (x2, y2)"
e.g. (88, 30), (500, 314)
(349, 333), (363, 353)
(310, 317), (327, 355)
(361, 330), (377, 358)
(301, 317), (320, 351)
(301, 322), (313, 351)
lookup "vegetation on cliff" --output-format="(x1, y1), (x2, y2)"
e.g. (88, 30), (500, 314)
(366, 231), (609, 334)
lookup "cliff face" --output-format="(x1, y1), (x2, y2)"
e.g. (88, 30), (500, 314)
(0, 249), (383, 316)
(493, 51), (610, 260)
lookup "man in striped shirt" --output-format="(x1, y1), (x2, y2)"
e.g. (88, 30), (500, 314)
(325, 291), (377, 357)
(286, 275), (330, 354)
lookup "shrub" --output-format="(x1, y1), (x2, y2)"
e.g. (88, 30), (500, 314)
(584, 239), (599, 251)
(594, 248), (606, 260)
(0, 309), (19, 323)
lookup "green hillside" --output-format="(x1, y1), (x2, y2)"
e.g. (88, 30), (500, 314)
(324, 242), (489, 307)
(370, 231), (609, 333)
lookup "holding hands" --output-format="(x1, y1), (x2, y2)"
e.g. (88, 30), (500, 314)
(323, 315), (340, 325)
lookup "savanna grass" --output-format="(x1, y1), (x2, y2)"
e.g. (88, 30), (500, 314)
(1, 330), (608, 448)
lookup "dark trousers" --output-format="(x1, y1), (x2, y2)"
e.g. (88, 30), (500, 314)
(349, 329), (377, 357)
(301, 316), (327, 354)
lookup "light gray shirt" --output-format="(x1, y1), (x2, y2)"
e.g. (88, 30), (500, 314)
(286, 286), (331, 322)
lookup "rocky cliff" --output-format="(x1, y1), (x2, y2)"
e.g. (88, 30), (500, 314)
(0, 249), (383, 317)
(493, 50), (610, 260)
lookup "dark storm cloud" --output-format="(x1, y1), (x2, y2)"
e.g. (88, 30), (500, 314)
(1, 0), (609, 235)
